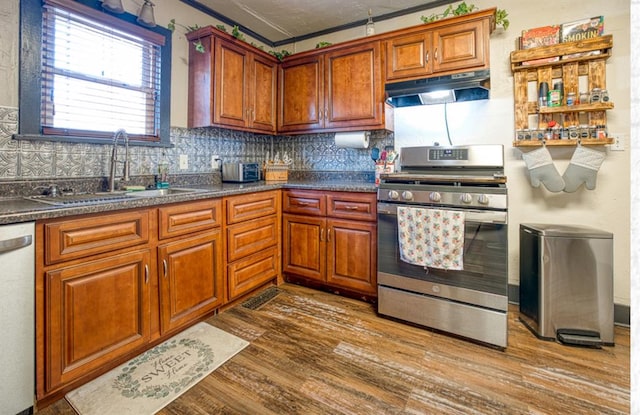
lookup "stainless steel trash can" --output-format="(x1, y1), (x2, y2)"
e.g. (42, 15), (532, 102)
(519, 223), (614, 346)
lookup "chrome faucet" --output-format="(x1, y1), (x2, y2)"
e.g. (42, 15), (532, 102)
(108, 129), (130, 192)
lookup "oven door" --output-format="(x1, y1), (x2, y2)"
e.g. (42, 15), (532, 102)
(377, 202), (508, 311)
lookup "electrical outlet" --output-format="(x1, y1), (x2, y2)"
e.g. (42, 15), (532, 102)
(179, 154), (188, 169)
(610, 134), (625, 151)
(211, 155), (220, 170)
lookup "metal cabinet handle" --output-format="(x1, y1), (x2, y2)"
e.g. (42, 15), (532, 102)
(344, 206), (358, 210)
(425, 51), (429, 64)
(144, 264), (149, 284)
(0, 235), (32, 254)
(434, 48), (438, 61)
(162, 259), (168, 277)
(295, 201), (309, 206)
(327, 228), (331, 242)
(320, 228), (324, 242)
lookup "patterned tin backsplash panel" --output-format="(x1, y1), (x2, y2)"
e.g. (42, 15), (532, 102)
(0, 105), (393, 181)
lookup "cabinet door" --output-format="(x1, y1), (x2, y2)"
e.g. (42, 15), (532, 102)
(385, 31), (433, 81)
(249, 54), (278, 133)
(278, 55), (324, 132)
(326, 219), (377, 295)
(282, 214), (325, 282)
(46, 250), (151, 390)
(214, 38), (250, 128)
(432, 19), (487, 73)
(158, 231), (223, 334)
(324, 42), (384, 129)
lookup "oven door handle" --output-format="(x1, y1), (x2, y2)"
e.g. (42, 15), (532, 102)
(377, 203), (507, 224)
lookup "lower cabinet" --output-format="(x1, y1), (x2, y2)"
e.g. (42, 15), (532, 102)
(36, 200), (224, 403)
(158, 231), (224, 334)
(45, 249), (151, 391)
(282, 190), (377, 297)
(224, 191), (281, 301)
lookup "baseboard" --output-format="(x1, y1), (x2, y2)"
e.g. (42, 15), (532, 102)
(508, 283), (629, 327)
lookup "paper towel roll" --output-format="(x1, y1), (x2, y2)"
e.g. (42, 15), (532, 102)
(335, 131), (370, 148)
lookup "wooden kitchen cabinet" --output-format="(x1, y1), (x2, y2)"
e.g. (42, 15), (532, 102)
(224, 191), (281, 300)
(282, 190), (377, 297)
(37, 200), (226, 403)
(158, 231), (223, 334)
(278, 42), (389, 134)
(385, 8), (493, 82)
(187, 27), (278, 134)
(36, 209), (153, 400)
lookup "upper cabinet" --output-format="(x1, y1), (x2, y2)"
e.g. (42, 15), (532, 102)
(187, 27), (278, 134)
(278, 42), (389, 134)
(385, 9), (493, 82)
(185, 9), (495, 135)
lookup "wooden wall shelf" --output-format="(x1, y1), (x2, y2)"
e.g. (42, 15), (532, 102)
(510, 35), (614, 147)
(513, 138), (614, 147)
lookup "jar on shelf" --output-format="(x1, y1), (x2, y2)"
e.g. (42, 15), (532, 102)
(566, 92), (576, 106)
(596, 125), (607, 139)
(578, 124), (590, 139)
(601, 90), (610, 102)
(590, 88), (602, 103)
(516, 130), (525, 141)
(523, 129), (532, 140)
(568, 126), (579, 139)
(534, 129), (545, 140)
(579, 92), (590, 104)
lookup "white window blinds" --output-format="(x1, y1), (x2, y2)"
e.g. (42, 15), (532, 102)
(41, 0), (163, 141)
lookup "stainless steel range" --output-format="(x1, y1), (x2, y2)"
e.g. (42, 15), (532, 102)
(377, 144), (508, 348)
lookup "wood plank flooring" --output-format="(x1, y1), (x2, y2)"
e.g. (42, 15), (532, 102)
(39, 283), (630, 414)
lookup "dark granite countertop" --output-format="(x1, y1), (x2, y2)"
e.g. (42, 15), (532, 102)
(0, 180), (377, 225)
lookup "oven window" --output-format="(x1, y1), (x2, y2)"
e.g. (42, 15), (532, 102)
(378, 211), (508, 296)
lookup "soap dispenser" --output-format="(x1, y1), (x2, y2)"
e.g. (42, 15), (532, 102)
(157, 152), (169, 189)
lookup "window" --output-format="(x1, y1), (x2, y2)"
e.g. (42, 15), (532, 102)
(19, 0), (172, 145)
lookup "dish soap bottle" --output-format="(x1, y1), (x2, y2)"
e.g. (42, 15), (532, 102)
(157, 152), (169, 189)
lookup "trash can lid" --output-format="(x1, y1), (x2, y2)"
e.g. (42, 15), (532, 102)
(520, 223), (613, 239)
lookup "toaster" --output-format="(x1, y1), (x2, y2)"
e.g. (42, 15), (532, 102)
(222, 162), (260, 182)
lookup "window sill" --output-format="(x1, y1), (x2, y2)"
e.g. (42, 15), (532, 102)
(13, 134), (174, 148)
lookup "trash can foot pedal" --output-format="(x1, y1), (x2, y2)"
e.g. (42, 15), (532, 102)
(556, 329), (602, 348)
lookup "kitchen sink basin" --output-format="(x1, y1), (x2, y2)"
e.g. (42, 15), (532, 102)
(24, 188), (206, 206)
(125, 188), (203, 197)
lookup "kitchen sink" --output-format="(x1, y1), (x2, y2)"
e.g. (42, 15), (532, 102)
(24, 188), (206, 206)
(124, 188), (203, 197)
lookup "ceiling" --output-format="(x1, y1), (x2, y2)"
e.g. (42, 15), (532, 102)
(180, 0), (452, 46)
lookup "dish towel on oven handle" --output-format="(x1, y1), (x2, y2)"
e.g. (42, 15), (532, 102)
(397, 206), (465, 270)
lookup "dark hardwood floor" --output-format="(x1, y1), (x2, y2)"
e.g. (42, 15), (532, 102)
(39, 283), (630, 414)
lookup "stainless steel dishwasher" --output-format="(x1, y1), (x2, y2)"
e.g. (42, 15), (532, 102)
(0, 222), (35, 414)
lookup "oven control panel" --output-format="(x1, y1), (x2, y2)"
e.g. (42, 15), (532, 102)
(429, 148), (468, 161)
(378, 187), (507, 210)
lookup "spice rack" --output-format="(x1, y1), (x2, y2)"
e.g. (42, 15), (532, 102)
(510, 34), (615, 147)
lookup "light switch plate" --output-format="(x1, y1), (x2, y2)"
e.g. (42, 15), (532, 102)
(610, 134), (625, 151)
(179, 154), (188, 169)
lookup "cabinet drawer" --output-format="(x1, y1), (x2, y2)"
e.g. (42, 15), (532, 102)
(226, 191), (279, 224)
(227, 246), (279, 300)
(227, 215), (279, 262)
(44, 210), (150, 265)
(327, 192), (376, 221)
(283, 189), (326, 216)
(159, 199), (221, 240)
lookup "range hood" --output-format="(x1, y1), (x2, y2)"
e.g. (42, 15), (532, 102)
(385, 69), (490, 107)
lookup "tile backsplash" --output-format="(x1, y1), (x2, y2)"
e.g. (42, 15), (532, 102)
(0, 106), (393, 181)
